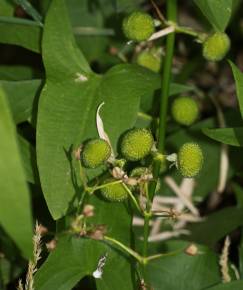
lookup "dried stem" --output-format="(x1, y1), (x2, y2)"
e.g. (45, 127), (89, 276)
(17, 222), (43, 290)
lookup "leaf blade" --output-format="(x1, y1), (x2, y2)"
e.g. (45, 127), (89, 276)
(229, 61), (243, 119)
(0, 88), (33, 258)
(0, 16), (41, 52)
(203, 127), (243, 146)
(194, 0), (232, 31)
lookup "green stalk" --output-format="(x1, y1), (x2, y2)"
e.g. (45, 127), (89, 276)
(143, 0), (177, 258)
(158, 0), (177, 153)
(104, 236), (144, 264)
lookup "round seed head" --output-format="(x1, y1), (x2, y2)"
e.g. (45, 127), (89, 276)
(82, 139), (111, 168)
(130, 167), (147, 178)
(100, 179), (128, 202)
(203, 32), (230, 62)
(171, 96), (199, 126)
(122, 11), (155, 42)
(136, 50), (161, 72)
(178, 142), (203, 178)
(121, 128), (154, 161)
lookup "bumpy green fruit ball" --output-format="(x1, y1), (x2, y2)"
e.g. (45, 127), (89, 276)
(100, 179), (128, 202)
(121, 128), (154, 161)
(171, 96), (199, 126)
(178, 143), (203, 178)
(82, 139), (111, 168)
(136, 50), (161, 72)
(203, 32), (230, 61)
(130, 167), (147, 177)
(122, 11), (155, 42)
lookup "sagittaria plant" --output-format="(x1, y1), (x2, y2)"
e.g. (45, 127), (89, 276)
(1, 0), (243, 290)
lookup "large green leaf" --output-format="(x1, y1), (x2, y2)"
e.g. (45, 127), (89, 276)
(0, 16), (41, 52)
(186, 207), (243, 247)
(229, 61), (243, 119)
(145, 241), (220, 290)
(203, 127), (243, 147)
(1, 79), (42, 124)
(35, 236), (133, 290)
(35, 195), (133, 290)
(37, 0), (160, 219)
(194, 0), (232, 32)
(0, 88), (33, 258)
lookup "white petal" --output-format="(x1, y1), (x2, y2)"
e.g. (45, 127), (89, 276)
(96, 102), (115, 162)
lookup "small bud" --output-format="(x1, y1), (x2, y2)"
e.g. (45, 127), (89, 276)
(178, 142), (203, 178)
(112, 166), (125, 179)
(203, 32), (230, 62)
(46, 239), (57, 252)
(136, 49), (161, 72)
(171, 96), (199, 126)
(185, 244), (198, 256)
(130, 167), (148, 178)
(81, 139), (111, 168)
(122, 11), (155, 42)
(38, 224), (48, 235)
(100, 178), (128, 202)
(121, 128), (154, 161)
(82, 204), (94, 217)
(88, 225), (107, 240)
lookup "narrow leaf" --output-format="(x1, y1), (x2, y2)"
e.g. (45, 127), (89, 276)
(1, 79), (42, 124)
(18, 135), (38, 184)
(0, 88), (33, 258)
(186, 207), (243, 247)
(194, 0), (232, 32)
(0, 16), (41, 52)
(207, 281), (243, 290)
(203, 127), (243, 146)
(0, 0), (14, 16)
(229, 61), (243, 119)
(12, 0), (43, 26)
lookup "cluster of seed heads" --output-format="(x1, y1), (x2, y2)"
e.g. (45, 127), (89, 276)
(79, 126), (204, 202)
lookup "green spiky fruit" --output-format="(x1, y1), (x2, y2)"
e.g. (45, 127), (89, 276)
(203, 32), (230, 62)
(122, 11), (155, 42)
(171, 96), (199, 126)
(178, 143), (203, 178)
(100, 178), (128, 202)
(82, 139), (111, 168)
(130, 167), (148, 177)
(136, 50), (161, 72)
(121, 128), (154, 161)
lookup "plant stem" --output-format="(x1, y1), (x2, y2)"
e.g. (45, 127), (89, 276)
(142, 212), (151, 256)
(146, 248), (183, 262)
(92, 179), (123, 192)
(158, 1), (177, 153)
(149, 0), (177, 202)
(122, 183), (143, 214)
(143, 0), (177, 259)
(104, 236), (144, 264)
(79, 161), (88, 190)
